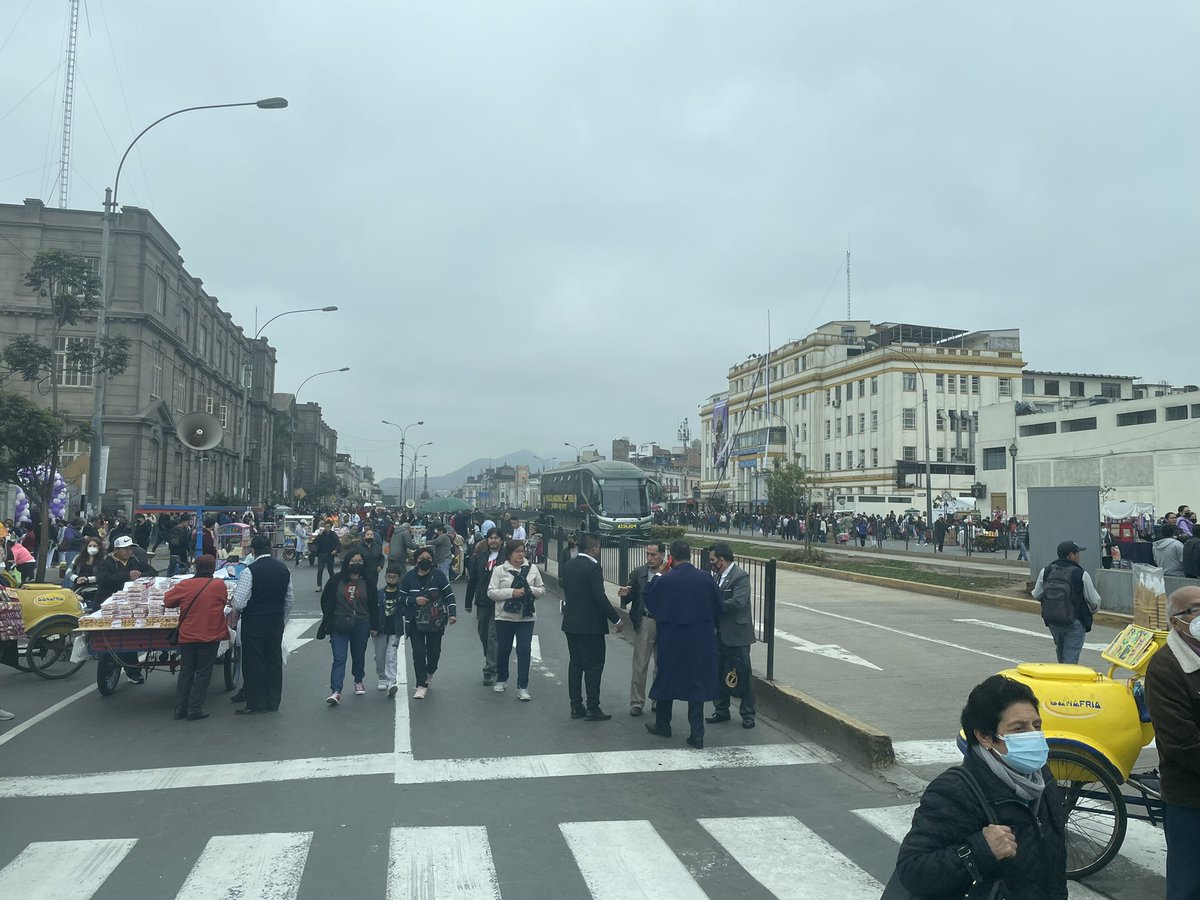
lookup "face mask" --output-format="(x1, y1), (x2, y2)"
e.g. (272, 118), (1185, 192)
(569, 548), (578, 558)
(998, 730), (1049, 774)
(87, 546), (99, 556)
(417, 559), (433, 572)
(348, 563), (363, 575)
(1188, 617), (1200, 641)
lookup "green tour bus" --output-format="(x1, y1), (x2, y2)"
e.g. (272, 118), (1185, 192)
(540, 460), (659, 538)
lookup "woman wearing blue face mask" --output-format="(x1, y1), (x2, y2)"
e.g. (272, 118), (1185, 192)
(890, 675), (1068, 899)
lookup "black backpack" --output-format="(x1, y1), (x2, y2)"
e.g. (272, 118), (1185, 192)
(1039, 565), (1077, 626)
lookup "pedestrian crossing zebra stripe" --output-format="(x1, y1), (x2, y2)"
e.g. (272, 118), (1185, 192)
(175, 832), (312, 900)
(560, 820), (708, 899)
(699, 816), (883, 898)
(852, 804), (1115, 899)
(387, 826), (500, 900)
(0, 838), (136, 900)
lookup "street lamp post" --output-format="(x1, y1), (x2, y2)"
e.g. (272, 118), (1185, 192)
(289, 367), (349, 502)
(87, 96), (288, 516)
(243, 306), (337, 503)
(564, 441), (594, 463)
(381, 420), (423, 507)
(409, 442), (433, 504)
(1008, 441), (1018, 517)
(885, 347), (933, 528)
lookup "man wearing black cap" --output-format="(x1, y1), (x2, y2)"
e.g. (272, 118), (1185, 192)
(1031, 539), (1102, 663)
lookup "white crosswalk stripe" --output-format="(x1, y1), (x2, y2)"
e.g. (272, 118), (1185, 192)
(175, 832), (312, 900)
(0, 838), (137, 900)
(699, 815), (883, 898)
(853, 804), (1119, 899)
(387, 826), (500, 900)
(560, 820), (708, 899)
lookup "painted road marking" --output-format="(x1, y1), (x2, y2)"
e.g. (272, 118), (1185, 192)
(393, 742), (835, 785)
(0, 838), (137, 900)
(781, 601), (1022, 664)
(283, 616), (322, 654)
(176, 832), (312, 900)
(853, 804), (1112, 899)
(954, 618), (1108, 652)
(394, 637), (411, 765)
(775, 628), (882, 670)
(0, 682), (96, 750)
(891, 739), (962, 768)
(700, 815), (882, 898)
(387, 826), (500, 900)
(561, 820), (707, 899)
(530, 635), (542, 664)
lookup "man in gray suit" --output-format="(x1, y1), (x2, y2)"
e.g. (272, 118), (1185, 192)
(706, 541), (756, 728)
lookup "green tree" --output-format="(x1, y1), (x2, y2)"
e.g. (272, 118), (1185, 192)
(1, 250), (130, 580)
(706, 490), (729, 515)
(763, 459), (813, 517)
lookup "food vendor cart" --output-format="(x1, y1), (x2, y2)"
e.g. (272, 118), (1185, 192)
(0, 574), (86, 679)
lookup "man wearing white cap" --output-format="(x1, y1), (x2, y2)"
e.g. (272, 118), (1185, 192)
(96, 535), (159, 683)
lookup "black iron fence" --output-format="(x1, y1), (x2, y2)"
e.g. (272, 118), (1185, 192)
(551, 529), (777, 680)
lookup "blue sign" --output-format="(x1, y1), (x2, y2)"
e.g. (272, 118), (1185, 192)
(738, 459), (758, 469)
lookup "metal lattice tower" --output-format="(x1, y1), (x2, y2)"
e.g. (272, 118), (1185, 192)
(58, 0), (80, 208)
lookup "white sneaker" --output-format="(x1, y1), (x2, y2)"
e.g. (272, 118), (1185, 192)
(0, 708), (14, 721)
(517, 688), (532, 701)
(493, 682), (506, 693)
(326, 692), (340, 706)
(377, 680), (388, 691)
(413, 686), (428, 700)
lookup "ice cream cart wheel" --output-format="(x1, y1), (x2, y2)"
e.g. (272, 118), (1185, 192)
(222, 643), (242, 692)
(96, 655), (121, 695)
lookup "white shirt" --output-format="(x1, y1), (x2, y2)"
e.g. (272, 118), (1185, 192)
(512, 526), (527, 541)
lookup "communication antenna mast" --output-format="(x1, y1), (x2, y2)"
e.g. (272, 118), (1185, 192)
(58, 0), (81, 208)
(677, 418), (690, 443)
(845, 242), (851, 319)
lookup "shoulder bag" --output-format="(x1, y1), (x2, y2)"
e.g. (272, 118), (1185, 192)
(879, 766), (1003, 900)
(414, 577), (446, 632)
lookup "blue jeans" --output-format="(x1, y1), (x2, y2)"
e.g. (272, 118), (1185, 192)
(1048, 620), (1086, 664)
(437, 559), (452, 581)
(329, 618), (370, 692)
(495, 620), (534, 689)
(1165, 802), (1200, 899)
(1017, 540), (1028, 561)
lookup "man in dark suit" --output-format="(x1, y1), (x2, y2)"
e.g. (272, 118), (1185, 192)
(643, 541), (721, 748)
(619, 541), (667, 716)
(706, 541), (757, 728)
(560, 533), (623, 720)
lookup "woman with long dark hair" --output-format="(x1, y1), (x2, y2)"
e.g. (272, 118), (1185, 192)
(318, 550), (378, 705)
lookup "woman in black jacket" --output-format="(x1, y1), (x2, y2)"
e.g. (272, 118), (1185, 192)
(317, 550), (378, 705)
(894, 675), (1068, 899)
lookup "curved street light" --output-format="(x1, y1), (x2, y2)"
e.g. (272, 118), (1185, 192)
(382, 419), (424, 506)
(289, 366), (349, 498)
(409, 441), (433, 503)
(564, 441), (595, 463)
(88, 96), (289, 515)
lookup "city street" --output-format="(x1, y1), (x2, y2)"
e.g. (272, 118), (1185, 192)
(0, 559), (1167, 898)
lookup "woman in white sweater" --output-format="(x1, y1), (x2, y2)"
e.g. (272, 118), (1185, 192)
(487, 540), (546, 701)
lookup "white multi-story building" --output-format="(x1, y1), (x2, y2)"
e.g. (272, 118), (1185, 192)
(698, 321), (1025, 515)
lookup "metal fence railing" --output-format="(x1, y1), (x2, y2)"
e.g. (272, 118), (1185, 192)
(551, 528), (777, 680)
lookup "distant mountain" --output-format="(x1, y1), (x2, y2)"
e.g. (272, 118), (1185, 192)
(378, 449), (551, 499)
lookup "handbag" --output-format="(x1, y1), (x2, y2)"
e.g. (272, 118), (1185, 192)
(721, 654), (750, 699)
(167, 578), (209, 646)
(878, 766), (1003, 900)
(415, 585), (446, 632)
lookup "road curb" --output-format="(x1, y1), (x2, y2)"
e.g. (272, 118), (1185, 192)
(775, 560), (1133, 629)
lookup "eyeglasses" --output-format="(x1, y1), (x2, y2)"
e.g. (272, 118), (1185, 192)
(1170, 606), (1200, 619)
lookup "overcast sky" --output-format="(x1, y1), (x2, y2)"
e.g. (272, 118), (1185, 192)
(3, 2), (1196, 480)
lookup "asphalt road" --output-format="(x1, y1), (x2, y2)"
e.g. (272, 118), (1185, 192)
(0, 558), (1166, 898)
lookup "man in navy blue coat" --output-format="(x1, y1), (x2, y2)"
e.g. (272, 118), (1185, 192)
(642, 540), (721, 749)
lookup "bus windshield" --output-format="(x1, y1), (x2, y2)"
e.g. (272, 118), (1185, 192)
(598, 481), (649, 518)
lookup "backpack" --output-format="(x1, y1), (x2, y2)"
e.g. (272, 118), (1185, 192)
(1039, 565), (1078, 626)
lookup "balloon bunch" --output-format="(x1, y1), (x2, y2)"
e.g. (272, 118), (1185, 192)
(12, 468), (69, 524)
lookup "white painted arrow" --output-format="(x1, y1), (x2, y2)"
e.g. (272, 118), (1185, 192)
(775, 628), (882, 670)
(284, 617), (322, 654)
(953, 618), (1108, 652)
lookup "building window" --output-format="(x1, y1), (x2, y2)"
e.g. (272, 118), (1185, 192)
(871, 448), (879, 467)
(835, 418), (842, 437)
(998, 377), (1012, 397)
(204, 395), (215, 415)
(172, 377), (184, 414)
(858, 450), (866, 468)
(936, 409), (945, 431)
(846, 415), (853, 435)
(971, 375), (980, 394)
(801, 393), (808, 410)
(53, 336), (95, 387)
(902, 446), (917, 462)
(825, 390), (831, 406)
(1044, 379), (1060, 396)
(59, 436), (87, 464)
(793, 397), (800, 411)
(823, 454), (830, 471)
(870, 376), (878, 395)
(835, 452), (842, 470)
(824, 420), (831, 440)
(959, 375), (968, 394)
(1019, 421), (1058, 436)
(1166, 405), (1188, 422)
(801, 423), (807, 442)
(1022, 376), (1035, 394)
(948, 375), (957, 394)
(982, 447), (1007, 470)
(1062, 417), (1098, 432)
(155, 273), (167, 314)
(935, 448), (945, 462)
(935, 373), (944, 390)
(1101, 382), (1121, 399)
(903, 372), (917, 391)
(150, 348), (163, 398)
(1116, 409), (1157, 427)
(902, 408), (917, 430)
(1070, 380), (1085, 397)
(858, 412), (865, 433)
(834, 385), (842, 403)
(1191, 404), (1200, 419)
(870, 411), (878, 432)
(857, 379), (865, 398)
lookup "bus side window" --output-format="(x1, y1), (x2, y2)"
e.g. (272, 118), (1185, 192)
(648, 479), (664, 504)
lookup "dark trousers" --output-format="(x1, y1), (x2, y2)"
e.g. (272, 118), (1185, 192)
(657, 699), (705, 740)
(714, 644), (756, 719)
(566, 633), (606, 710)
(1165, 802), (1200, 900)
(316, 553), (336, 587)
(241, 615), (285, 711)
(495, 620), (534, 689)
(176, 641), (219, 713)
(476, 604), (498, 678)
(410, 629), (444, 687)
